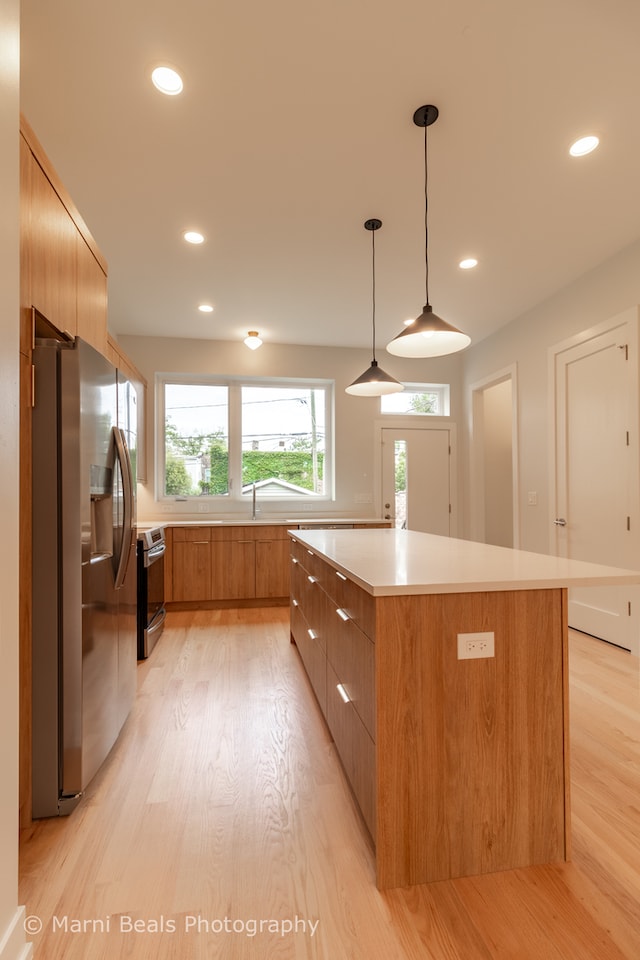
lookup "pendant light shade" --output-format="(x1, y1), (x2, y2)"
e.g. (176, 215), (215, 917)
(386, 304), (471, 358)
(386, 105), (470, 359)
(346, 219), (404, 397)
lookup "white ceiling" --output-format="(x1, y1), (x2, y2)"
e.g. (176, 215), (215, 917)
(19, 0), (640, 351)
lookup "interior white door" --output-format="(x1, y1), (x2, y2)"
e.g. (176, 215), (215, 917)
(554, 321), (639, 651)
(381, 427), (451, 534)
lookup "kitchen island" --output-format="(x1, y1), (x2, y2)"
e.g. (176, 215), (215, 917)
(288, 528), (640, 890)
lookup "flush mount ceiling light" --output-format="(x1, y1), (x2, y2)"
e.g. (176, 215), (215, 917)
(346, 219), (404, 397)
(569, 135), (599, 157)
(387, 105), (471, 359)
(151, 65), (184, 96)
(244, 331), (262, 350)
(183, 230), (204, 244)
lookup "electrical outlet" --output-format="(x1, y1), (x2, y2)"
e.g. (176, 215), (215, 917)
(457, 631), (495, 660)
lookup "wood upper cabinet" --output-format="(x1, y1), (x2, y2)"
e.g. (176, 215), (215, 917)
(76, 233), (107, 354)
(21, 119), (109, 353)
(29, 152), (78, 339)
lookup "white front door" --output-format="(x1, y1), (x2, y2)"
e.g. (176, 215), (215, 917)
(380, 427), (453, 534)
(552, 311), (640, 652)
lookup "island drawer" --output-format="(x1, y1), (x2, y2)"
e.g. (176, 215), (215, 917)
(290, 598), (326, 715)
(326, 610), (375, 739)
(290, 556), (327, 650)
(332, 571), (375, 641)
(326, 660), (376, 838)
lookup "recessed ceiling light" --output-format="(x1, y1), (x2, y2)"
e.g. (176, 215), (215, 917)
(459, 258), (478, 270)
(198, 304), (214, 313)
(183, 230), (204, 244)
(569, 135), (599, 157)
(151, 65), (183, 96)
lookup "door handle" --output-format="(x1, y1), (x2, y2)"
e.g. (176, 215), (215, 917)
(553, 518), (567, 526)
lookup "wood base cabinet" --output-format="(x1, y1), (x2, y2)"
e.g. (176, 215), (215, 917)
(288, 534), (570, 892)
(169, 525), (291, 603)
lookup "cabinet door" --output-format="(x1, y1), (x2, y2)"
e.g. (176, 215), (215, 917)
(29, 156), (77, 337)
(255, 539), (290, 598)
(76, 233), (107, 354)
(172, 540), (211, 601)
(211, 540), (256, 599)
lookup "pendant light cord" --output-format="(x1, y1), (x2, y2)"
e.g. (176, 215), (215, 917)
(424, 122), (429, 306)
(371, 226), (377, 362)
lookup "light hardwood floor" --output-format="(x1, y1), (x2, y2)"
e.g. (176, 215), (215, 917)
(19, 610), (640, 959)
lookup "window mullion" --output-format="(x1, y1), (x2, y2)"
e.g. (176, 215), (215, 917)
(228, 381), (243, 499)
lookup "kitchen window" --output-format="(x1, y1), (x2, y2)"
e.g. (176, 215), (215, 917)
(157, 376), (333, 501)
(380, 382), (449, 416)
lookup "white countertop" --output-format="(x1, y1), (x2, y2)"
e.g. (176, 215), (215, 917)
(137, 517), (386, 531)
(290, 528), (640, 596)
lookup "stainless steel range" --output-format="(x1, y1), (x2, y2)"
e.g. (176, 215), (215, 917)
(137, 526), (166, 658)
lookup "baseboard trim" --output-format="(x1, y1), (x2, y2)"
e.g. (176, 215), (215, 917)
(0, 907), (32, 960)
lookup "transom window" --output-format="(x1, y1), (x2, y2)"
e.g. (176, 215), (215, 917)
(380, 382), (449, 416)
(158, 376), (333, 500)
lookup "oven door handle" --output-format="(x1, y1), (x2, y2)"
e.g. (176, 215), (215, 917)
(145, 542), (166, 566)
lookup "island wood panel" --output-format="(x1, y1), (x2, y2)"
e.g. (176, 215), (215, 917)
(374, 587), (569, 890)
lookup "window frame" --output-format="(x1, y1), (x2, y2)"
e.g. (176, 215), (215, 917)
(156, 373), (335, 503)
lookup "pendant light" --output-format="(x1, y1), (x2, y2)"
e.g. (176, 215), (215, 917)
(386, 105), (471, 358)
(346, 219), (404, 397)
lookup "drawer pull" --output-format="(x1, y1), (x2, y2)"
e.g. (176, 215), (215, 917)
(292, 598), (298, 607)
(291, 557), (299, 565)
(307, 575), (318, 584)
(336, 571), (347, 581)
(192, 540), (209, 544)
(336, 683), (351, 704)
(308, 629), (319, 640)
(336, 608), (350, 622)
(307, 549), (315, 556)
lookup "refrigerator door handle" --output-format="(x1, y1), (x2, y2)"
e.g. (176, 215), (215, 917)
(113, 426), (135, 589)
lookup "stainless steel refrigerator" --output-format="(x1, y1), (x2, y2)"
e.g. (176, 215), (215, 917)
(31, 336), (137, 818)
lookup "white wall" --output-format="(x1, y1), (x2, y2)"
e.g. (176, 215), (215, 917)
(0, 2), (30, 957)
(462, 237), (640, 553)
(119, 334), (464, 524)
(482, 379), (513, 548)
